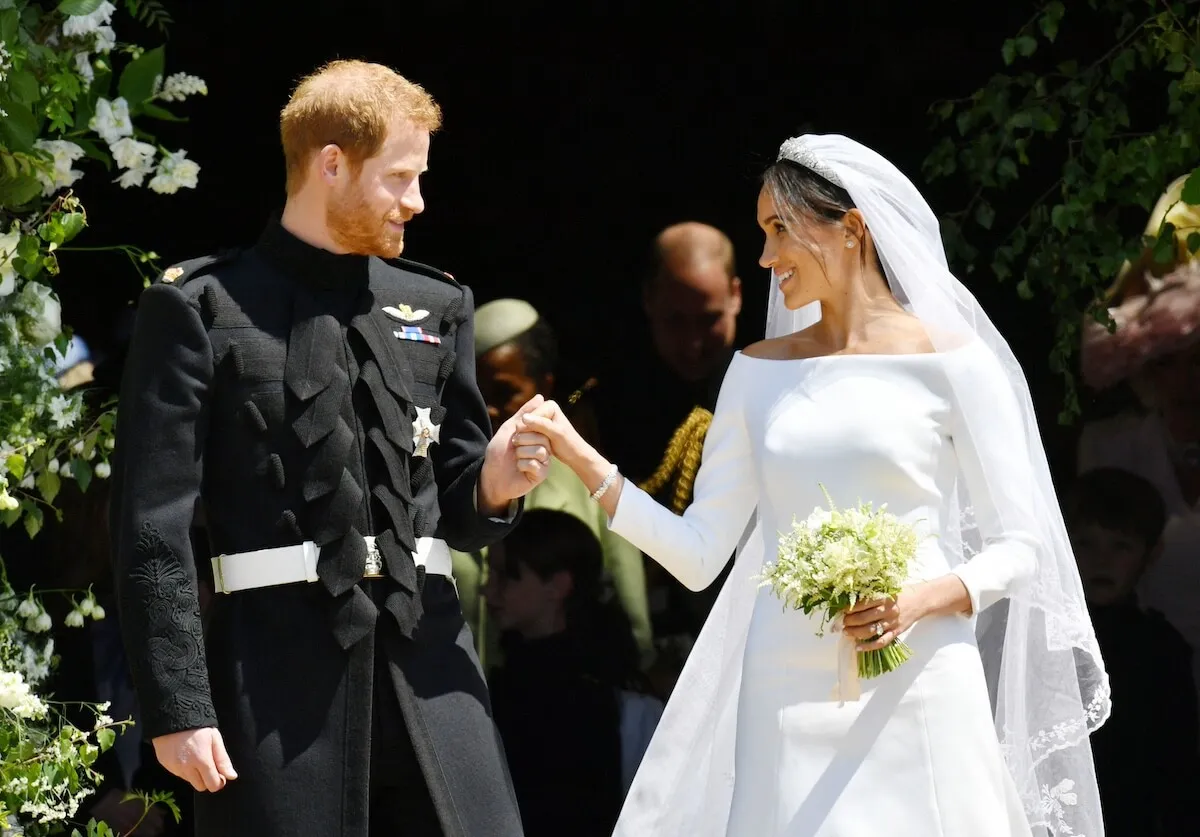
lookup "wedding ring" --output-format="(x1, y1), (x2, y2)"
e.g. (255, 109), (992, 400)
(872, 621), (885, 637)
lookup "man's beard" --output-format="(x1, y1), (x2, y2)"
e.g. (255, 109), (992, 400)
(326, 184), (405, 258)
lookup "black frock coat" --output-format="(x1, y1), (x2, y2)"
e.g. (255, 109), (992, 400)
(108, 219), (525, 836)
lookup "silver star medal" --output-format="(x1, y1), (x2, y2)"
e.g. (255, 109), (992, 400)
(382, 303), (430, 323)
(412, 407), (441, 458)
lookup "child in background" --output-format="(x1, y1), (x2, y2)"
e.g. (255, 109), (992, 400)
(1066, 467), (1199, 836)
(484, 510), (662, 837)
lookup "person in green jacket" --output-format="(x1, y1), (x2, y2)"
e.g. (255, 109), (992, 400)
(452, 298), (653, 670)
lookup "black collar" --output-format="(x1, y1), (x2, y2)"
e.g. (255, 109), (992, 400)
(255, 215), (371, 292)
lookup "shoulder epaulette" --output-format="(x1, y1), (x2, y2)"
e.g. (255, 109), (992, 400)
(392, 256), (459, 288)
(154, 248), (241, 288)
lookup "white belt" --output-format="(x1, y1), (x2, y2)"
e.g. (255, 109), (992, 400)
(211, 536), (452, 595)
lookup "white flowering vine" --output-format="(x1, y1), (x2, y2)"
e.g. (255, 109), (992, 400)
(0, 1), (198, 833)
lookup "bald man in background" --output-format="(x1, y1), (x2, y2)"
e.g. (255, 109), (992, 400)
(594, 222), (743, 685)
(597, 222), (742, 484)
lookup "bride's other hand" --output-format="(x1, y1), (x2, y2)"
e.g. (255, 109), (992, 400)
(842, 573), (972, 652)
(841, 590), (920, 652)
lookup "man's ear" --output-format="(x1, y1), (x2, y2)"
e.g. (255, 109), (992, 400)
(316, 144), (346, 186)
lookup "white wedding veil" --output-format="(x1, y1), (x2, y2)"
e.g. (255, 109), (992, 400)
(613, 134), (1110, 836)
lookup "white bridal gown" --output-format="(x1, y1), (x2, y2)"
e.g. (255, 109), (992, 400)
(609, 343), (1036, 836)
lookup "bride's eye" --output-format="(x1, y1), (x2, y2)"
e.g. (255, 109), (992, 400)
(773, 222), (787, 235)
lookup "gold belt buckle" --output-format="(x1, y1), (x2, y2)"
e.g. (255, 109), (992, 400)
(363, 536), (385, 579)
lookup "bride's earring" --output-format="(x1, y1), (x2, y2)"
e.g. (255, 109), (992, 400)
(845, 239), (855, 249)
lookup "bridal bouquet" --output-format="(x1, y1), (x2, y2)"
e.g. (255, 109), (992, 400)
(760, 486), (922, 680)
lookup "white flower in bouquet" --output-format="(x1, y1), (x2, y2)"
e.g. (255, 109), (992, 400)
(32, 140), (85, 197)
(93, 24), (116, 54)
(0, 670), (48, 719)
(148, 149), (200, 194)
(110, 136), (157, 188)
(14, 282), (62, 346)
(60, 1), (116, 39)
(24, 612), (51, 634)
(47, 394), (80, 431)
(0, 224), (20, 298)
(74, 51), (94, 85)
(154, 72), (208, 102)
(89, 96), (132, 146)
(0, 40), (12, 85)
(760, 485), (925, 681)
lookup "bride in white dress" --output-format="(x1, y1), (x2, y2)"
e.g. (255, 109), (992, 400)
(517, 135), (1110, 836)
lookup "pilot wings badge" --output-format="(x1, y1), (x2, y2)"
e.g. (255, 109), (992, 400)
(382, 303), (430, 323)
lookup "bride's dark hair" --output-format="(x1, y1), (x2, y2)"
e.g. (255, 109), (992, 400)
(761, 158), (886, 276)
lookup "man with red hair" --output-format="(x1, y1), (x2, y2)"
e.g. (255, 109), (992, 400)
(110, 60), (544, 836)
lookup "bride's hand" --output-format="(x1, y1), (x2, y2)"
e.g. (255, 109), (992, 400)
(515, 399), (584, 463)
(518, 398), (625, 514)
(841, 589), (924, 652)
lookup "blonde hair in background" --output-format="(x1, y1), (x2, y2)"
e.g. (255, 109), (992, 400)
(1109, 173), (1200, 300)
(280, 59), (442, 195)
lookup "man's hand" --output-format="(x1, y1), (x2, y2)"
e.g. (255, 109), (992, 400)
(152, 727), (238, 793)
(478, 395), (552, 514)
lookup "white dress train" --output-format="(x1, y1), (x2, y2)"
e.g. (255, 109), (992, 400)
(609, 345), (1035, 836)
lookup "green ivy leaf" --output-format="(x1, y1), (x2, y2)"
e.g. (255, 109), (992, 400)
(117, 45), (165, 105)
(974, 201), (996, 230)
(0, 99), (39, 154)
(1188, 232), (1200, 254)
(1051, 204), (1069, 234)
(95, 727), (116, 751)
(1002, 39), (1017, 66)
(0, 9), (18, 43)
(23, 504), (43, 539)
(17, 233), (40, 262)
(37, 468), (61, 505)
(140, 102), (186, 122)
(1016, 36), (1038, 57)
(38, 218), (66, 246)
(1017, 279), (1035, 300)
(72, 137), (113, 171)
(1181, 166), (1200, 205)
(59, 211), (86, 243)
(73, 458), (93, 493)
(0, 173), (44, 207)
(57, 0), (106, 15)
(1040, 1), (1065, 41)
(8, 70), (40, 106)
(997, 157), (1019, 181)
(5, 453), (25, 480)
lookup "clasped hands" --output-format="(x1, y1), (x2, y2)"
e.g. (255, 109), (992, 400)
(480, 395), (587, 507)
(507, 396), (583, 472)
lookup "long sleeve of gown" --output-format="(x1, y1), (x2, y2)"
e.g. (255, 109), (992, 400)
(609, 362), (757, 592)
(946, 345), (1040, 614)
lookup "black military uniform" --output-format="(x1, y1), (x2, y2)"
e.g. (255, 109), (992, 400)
(109, 218), (525, 836)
